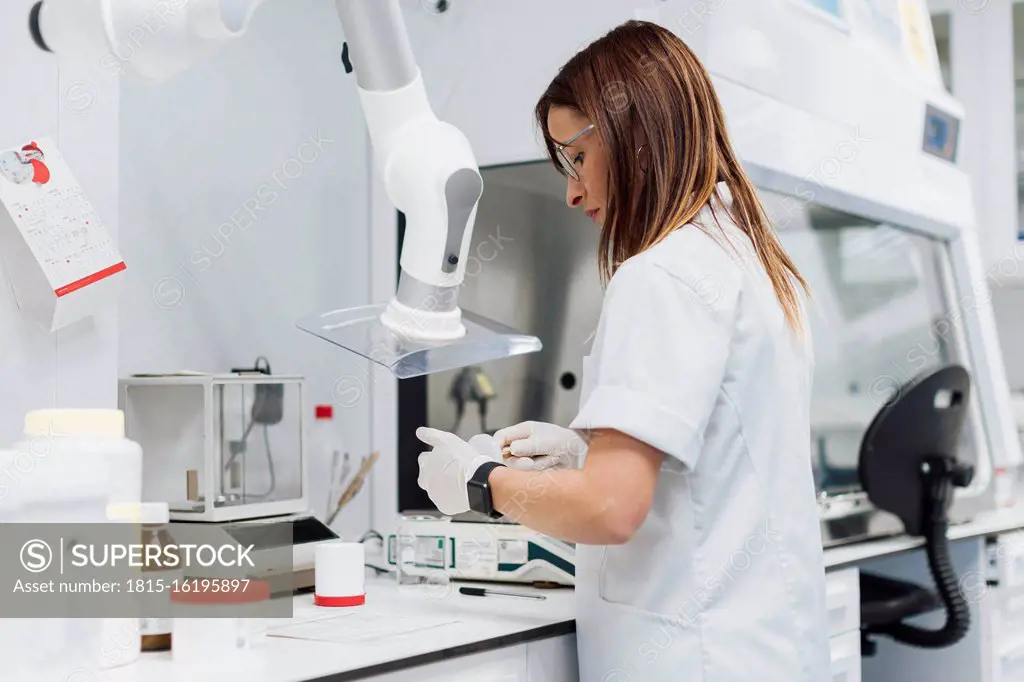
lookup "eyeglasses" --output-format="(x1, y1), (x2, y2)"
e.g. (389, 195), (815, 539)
(553, 124), (595, 181)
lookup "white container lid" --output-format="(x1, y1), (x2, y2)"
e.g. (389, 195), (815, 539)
(24, 409), (125, 439)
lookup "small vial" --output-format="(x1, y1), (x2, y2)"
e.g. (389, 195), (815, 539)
(395, 522), (422, 586)
(395, 515), (451, 586)
(140, 503), (175, 652)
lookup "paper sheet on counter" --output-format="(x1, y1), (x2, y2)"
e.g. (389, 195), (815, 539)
(268, 611), (464, 645)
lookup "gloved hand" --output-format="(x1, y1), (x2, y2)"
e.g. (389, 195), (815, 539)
(492, 421), (588, 471)
(467, 433), (502, 459)
(415, 427), (500, 515)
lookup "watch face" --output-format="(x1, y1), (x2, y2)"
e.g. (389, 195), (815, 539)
(467, 481), (489, 515)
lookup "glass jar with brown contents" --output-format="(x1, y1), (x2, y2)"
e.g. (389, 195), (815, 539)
(140, 502), (175, 652)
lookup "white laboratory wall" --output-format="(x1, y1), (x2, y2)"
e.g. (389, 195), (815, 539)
(0, 0), (119, 443)
(401, 0), (649, 166)
(928, 0), (1018, 271)
(982, 0), (1024, 394)
(116, 0), (374, 539)
(991, 287), (1024, 389)
(927, 0), (1024, 396)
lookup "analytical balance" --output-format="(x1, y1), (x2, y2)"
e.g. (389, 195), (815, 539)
(119, 372), (340, 590)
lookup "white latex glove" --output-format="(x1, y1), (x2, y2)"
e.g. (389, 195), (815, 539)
(416, 427), (499, 515)
(492, 421), (588, 471)
(468, 433), (502, 459)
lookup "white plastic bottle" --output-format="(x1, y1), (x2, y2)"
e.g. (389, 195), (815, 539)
(0, 409), (143, 678)
(9, 408), (143, 510)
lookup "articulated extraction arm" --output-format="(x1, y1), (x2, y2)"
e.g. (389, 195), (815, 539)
(29, 0), (538, 376)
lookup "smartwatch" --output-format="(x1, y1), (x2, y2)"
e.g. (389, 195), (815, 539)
(467, 461), (505, 519)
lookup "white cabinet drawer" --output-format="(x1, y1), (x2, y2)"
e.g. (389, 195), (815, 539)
(996, 535), (1024, 589)
(374, 646), (528, 681)
(995, 637), (1024, 682)
(825, 567), (860, 637)
(993, 586), (1024, 645)
(830, 630), (862, 682)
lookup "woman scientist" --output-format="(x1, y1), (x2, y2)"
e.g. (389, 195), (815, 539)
(415, 20), (832, 682)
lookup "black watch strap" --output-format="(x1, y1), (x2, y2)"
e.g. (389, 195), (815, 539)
(467, 461), (505, 519)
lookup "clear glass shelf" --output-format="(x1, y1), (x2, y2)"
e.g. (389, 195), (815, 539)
(296, 304), (542, 379)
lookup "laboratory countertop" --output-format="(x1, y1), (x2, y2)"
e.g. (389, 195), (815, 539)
(100, 575), (576, 682)
(94, 505), (1024, 682)
(823, 504), (1024, 569)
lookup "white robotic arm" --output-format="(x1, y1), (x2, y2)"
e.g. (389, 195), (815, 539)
(30, 0), (538, 375)
(30, 0), (268, 81)
(335, 0), (484, 341)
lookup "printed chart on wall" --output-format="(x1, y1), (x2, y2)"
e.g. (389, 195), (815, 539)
(0, 137), (125, 302)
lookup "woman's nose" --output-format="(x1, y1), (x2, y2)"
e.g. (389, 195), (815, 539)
(565, 178), (584, 208)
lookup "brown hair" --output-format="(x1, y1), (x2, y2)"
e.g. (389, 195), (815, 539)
(534, 20), (809, 332)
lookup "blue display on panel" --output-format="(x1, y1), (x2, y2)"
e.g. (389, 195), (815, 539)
(922, 104), (960, 164)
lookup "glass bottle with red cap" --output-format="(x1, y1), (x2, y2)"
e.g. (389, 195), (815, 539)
(315, 404), (348, 521)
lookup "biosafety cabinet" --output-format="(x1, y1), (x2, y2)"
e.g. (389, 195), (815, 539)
(380, 0), (1023, 543)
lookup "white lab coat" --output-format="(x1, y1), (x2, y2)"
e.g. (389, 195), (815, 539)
(569, 185), (832, 682)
